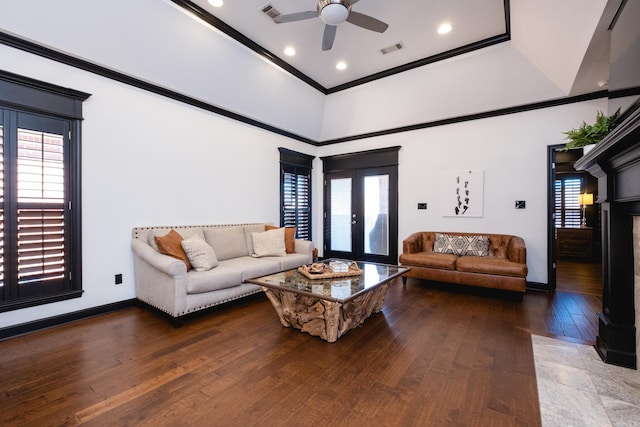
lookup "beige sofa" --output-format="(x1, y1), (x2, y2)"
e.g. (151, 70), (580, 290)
(131, 223), (314, 324)
(399, 231), (527, 294)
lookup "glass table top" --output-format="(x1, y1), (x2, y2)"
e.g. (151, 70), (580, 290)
(246, 259), (410, 303)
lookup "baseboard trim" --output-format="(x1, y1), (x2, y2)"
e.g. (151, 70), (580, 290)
(526, 281), (549, 291)
(0, 299), (137, 341)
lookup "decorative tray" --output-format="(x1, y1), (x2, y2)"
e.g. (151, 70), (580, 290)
(297, 261), (362, 280)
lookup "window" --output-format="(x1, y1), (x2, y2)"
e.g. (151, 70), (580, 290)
(279, 148), (314, 240)
(554, 175), (582, 228)
(0, 71), (89, 311)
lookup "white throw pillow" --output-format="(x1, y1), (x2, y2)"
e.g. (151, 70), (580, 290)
(181, 234), (219, 271)
(252, 228), (286, 257)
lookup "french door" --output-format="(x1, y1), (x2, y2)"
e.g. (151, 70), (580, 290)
(324, 166), (398, 264)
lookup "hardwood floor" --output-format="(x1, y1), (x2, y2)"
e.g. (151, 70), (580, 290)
(556, 259), (603, 296)
(0, 277), (603, 427)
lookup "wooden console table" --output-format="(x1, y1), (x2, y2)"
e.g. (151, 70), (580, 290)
(557, 227), (593, 259)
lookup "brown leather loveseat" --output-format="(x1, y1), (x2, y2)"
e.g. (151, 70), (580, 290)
(399, 231), (528, 294)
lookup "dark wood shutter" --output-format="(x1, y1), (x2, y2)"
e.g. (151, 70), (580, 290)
(279, 148), (314, 241)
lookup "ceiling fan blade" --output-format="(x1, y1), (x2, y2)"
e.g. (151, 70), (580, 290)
(322, 25), (337, 51)
(273, 10), (318, 23)
(346, 11), (389, 33)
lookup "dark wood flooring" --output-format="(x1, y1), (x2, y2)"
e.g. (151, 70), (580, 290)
(0, 270), (603, 426)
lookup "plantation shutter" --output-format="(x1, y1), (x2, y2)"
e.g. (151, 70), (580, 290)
(554, 176), (582, 228)
(279, 148), (314, 241)
(16, 128), (66, 285)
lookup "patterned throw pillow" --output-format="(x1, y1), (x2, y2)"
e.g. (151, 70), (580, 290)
(181, 234), (219, 271)
(433, 233), (489, 256)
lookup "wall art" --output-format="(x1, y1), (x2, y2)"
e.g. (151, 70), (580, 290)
(442, 170), (484, 217)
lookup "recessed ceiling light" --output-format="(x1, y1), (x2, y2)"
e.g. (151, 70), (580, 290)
(437, 23), (452, 34)
(284, 47), (296, 56)
(336, 62), (347, 71)
(208, 0), (224, 7)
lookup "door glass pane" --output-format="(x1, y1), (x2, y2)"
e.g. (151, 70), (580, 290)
(330, 178), (351, 252)
(364, 175), (389, 256)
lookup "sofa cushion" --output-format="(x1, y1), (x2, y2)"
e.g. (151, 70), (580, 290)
(186, 266), (243, 294)
(456, 256), (527, 277)
(204, 227), (249, 261)
(181, 234), (218, 271)
(487, 235), (511, 259)
(219, 257), (282, 281)
(154, 230), (192, 271)
(399, 252), (458, 270)
(266, 253), (310, 271)
(433, 233), (489, 256)
(265, 225), (296, 254)
(252, 228), (286, 257)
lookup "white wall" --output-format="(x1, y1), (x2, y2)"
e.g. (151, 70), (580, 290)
(0, 44), (311, 328)
(0, 0), (325, 141)
(315, 99), (608, 284)
(320, 43), (567, 140)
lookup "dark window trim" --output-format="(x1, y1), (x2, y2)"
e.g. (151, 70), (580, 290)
(0, 72), (89, 312)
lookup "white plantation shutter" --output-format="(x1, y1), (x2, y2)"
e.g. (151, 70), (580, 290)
(16, 129), (66, 284)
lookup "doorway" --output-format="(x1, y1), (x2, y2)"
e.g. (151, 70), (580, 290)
(321, 147), (399, 265)
(548, 145), (602, 295)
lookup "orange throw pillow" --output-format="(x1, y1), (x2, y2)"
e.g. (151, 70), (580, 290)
(155, 229), (192, 270)
(265, 225), (296, 254)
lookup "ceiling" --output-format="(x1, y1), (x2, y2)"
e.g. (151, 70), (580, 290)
(185, 0), (508, 91)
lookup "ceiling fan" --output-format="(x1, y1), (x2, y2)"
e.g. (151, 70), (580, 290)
(273, 0), (389, 51)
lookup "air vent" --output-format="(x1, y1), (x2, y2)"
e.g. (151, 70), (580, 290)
(380, 42), (404, 55)
(261, 4), (281, 20)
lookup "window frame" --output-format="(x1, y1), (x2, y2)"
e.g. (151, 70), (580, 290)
(279, 148), (314, 241)
(0, 70), (89, 312)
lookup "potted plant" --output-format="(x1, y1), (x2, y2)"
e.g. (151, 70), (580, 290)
(562, 108), (620, 151)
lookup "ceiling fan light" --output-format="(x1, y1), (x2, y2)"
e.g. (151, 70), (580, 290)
(319, 3), (349, 25)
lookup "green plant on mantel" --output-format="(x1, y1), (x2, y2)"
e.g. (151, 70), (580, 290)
(562, 108), (621, 151)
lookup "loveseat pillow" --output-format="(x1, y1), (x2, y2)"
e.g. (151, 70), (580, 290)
(433, 233), (489, 257)
(265, 225), (296, 253)
(252, 227), (286, 257)
(181, 234), (218, 271)
(155, 229), (192, 270)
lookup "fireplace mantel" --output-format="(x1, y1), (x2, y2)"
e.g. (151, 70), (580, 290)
(574, 98), (640, 369)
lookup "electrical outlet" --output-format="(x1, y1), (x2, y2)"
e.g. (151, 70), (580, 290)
(417, 203), (427, 210)
(515, 200), (526, 209)
(115, 274), (123, 285)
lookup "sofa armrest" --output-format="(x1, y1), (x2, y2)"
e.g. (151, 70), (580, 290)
(508, 236), (527, 264)
(402, 232), (424, 254)
(294, 239), (314, 257)
(131, 239), (188, 317)
(131, 239), (187, 277)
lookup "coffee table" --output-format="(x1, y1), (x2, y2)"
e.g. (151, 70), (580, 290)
(246, 260), (410, 342)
